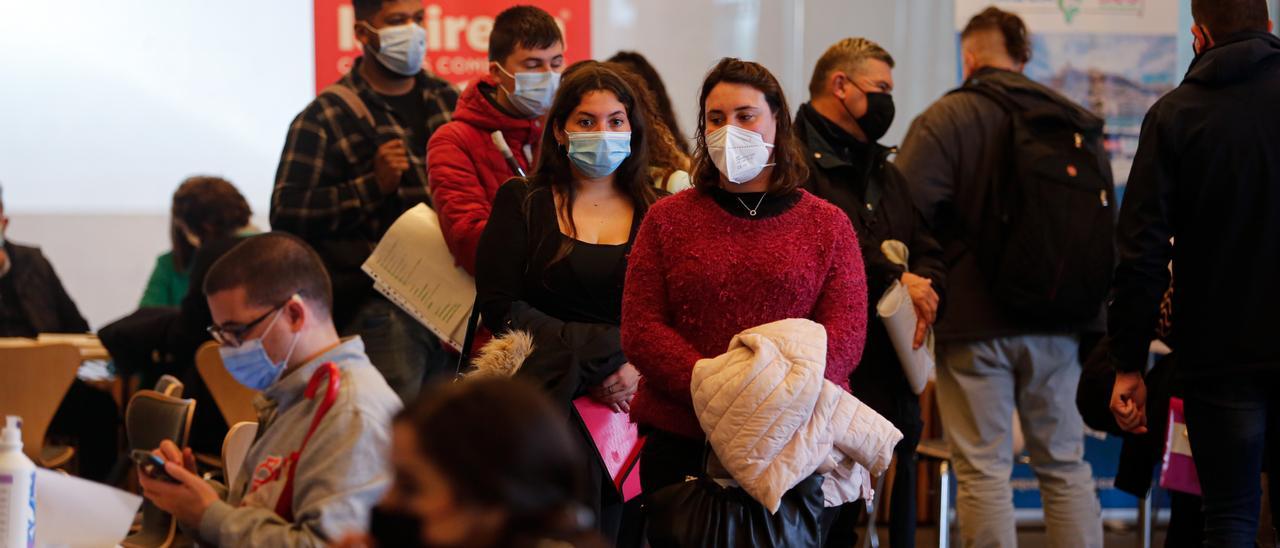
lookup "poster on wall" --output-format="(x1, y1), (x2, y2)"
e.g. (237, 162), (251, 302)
(313, 0), (590, 94)
(954, 0), (1180, 189)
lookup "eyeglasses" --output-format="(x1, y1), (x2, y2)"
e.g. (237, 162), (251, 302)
(206, 298), (290, 348)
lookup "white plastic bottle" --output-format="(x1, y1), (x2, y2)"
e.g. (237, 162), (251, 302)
(0, 416), (35, 548)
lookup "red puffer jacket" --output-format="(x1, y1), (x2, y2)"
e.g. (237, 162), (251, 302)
(427, 76), (544, 275)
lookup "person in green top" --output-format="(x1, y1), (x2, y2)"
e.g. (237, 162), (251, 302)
(140, 176), (255, 308)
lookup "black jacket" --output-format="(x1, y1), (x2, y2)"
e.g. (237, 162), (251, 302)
(0, 242), (89, 335)
(1108, 32), (1280, 376)
(897, 68), (1109, 342)
(475, 180), (638, 400)
(796, 103), (945, 426)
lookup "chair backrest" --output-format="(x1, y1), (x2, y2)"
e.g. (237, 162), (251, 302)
(154, 374), (185, 398)
(195, 341), (260, 426)
(0, 343), (82, 461)
(124, 390), (196, 548)
(221, 421), (259, 489)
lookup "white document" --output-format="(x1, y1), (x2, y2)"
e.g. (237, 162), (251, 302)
(35, 468), (141, 547)
(877, 282), (935, 395)
(875, 240), (935, 396)
(363, 204), (476, 351)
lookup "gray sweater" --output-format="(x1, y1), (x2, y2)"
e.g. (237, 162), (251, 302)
(196, 337), (402, 547)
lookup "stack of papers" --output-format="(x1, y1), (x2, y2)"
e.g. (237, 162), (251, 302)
(363, 204), (476, 351)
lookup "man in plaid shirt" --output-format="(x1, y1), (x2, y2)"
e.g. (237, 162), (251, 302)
(271, 0), (458, 403)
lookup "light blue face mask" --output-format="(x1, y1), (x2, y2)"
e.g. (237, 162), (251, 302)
(566, 131), (631, 179)
(366, 22), (427, 76)
(218, 307), (301, 391)
(496, 65), (561, 118)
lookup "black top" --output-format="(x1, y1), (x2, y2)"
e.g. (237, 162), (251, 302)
(474, 179), (642, 534)
(707, 187), (801, 219)
(476, 179), (638, 333)
(0, 271), (36, 337)
(0, 243), (89, 337)
(897, 68), (1108, 342)
(380, 81), (429, 155)
(1108, 32), (1280, 376)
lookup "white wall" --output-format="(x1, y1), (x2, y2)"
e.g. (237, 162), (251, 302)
(0, 0), (315, 215)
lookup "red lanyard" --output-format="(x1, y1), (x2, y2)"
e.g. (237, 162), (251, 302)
(273, 362), (341, 521)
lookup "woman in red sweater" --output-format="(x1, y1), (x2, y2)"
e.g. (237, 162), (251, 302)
(621, 58), (869, 493)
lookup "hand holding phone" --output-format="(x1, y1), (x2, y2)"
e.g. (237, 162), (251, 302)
(132, 449), (181, 484)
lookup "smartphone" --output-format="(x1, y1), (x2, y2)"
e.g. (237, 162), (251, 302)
(131, 449), (181, 484)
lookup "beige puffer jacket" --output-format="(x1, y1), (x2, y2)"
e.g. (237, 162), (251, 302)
(691, 318), (903, 513)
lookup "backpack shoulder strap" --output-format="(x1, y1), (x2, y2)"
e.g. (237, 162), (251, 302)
(320, 83), (376, 130)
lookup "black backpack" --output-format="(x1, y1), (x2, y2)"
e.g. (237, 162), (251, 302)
(951, 76), (1116, 323)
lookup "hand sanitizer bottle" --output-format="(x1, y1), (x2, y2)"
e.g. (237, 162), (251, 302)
(0, 416), (35, 548)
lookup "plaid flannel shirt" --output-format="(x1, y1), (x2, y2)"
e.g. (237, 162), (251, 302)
(271, 57), (459, 245)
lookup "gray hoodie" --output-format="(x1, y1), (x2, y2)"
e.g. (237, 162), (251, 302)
(196, 337), (402, 547)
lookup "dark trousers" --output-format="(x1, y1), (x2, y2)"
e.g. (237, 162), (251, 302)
(1184, 371), (1280, 547)
(1166, 490), (1205, 548)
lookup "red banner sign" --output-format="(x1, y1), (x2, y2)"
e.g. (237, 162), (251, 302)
(313, 0), (591, 94)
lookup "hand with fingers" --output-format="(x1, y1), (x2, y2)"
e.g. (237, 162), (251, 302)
(374, 139), (410, 193)
(1110, 371), (1149, 434)
(902, 272), (939, 349)
(137, 439), (221, 528)
(590, 363), (641, 414)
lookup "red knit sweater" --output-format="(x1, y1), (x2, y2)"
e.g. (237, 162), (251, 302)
(621, 189), (869, 439)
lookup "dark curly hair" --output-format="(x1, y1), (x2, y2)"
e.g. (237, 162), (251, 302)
(170, 176), (251, 272)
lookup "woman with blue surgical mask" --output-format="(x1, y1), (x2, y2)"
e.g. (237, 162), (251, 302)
(471, 61), (663, 545)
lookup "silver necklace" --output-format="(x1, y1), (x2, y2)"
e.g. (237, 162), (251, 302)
(736, 193), (767, 217)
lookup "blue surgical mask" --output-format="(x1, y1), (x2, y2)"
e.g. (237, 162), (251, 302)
(496, 65), (560, 118)
(366, 23), (427, 76)
(218, 307), (301, 391)
(566, 131), (631, 179)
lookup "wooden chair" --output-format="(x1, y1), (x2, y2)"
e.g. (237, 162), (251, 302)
(221, 421), (259, 489)
(122, 390), (196, 548)
(194, 341), (259, 426)
(0, 343), (82, 468)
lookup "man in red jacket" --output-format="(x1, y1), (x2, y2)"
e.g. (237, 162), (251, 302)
(427, 6), (565, 275)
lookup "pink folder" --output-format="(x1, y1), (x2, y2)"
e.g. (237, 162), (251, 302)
(1159, 397), (1201, 496)
(573, 397), (645, 502)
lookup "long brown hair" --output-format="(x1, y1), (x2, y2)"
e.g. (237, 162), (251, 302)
(526, 60), (660, 263)
(607, 51), (689, 155)
(599, 61), (690, 189)
(690, 58), (808, 195)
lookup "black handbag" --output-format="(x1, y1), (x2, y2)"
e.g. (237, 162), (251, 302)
(646, 467), (825, 548)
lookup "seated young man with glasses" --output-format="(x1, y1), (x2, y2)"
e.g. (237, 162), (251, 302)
(137, 232), (402, 547)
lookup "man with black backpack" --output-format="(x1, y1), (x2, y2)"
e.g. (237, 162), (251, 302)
(272, 0), (458, 403)
(897, 7), (1111, 546)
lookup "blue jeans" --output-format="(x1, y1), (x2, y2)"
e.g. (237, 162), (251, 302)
(1184, 371), (1280, 547)
(344, 297), (450, 404)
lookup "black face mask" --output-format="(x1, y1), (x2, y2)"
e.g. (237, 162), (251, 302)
(369, 505), (427, 548)
(855, 92), (896, 143)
